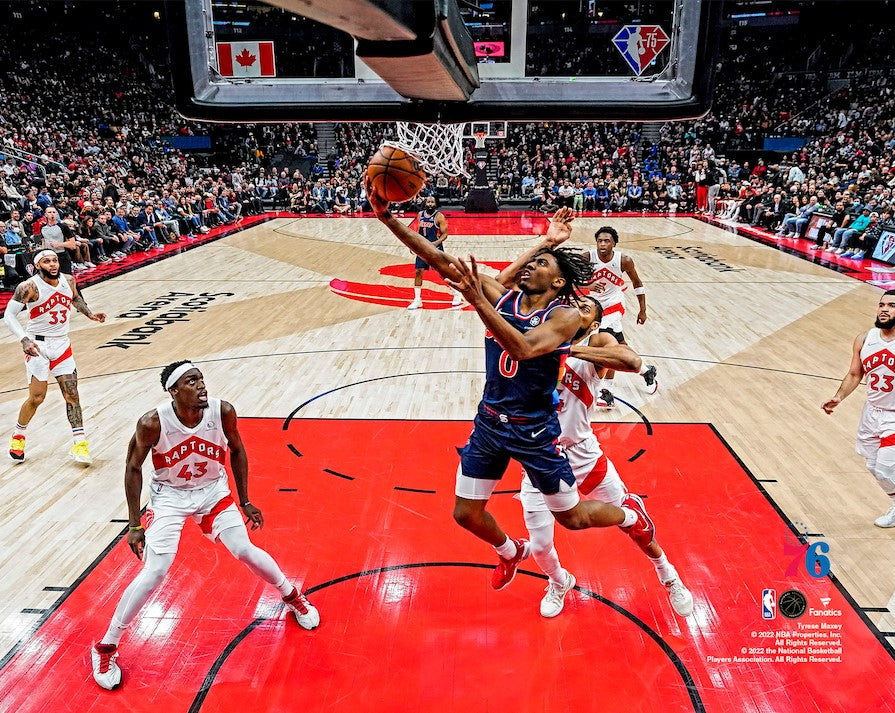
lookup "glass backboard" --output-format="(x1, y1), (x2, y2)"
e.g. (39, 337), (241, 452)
(166, 0), (722, 122)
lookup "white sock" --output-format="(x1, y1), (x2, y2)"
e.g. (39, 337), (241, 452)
(601, 378), (614, 392)
(638, 364), (649, 375)
(494, 537), (517, 559)
(413, 286), (422, 300)
(620, 508), (637, 527)
(648, 553), (678, 584)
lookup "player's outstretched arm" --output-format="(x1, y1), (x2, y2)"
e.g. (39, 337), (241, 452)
(571, 333), (642, 373)
(221, 401), (263, 529)
(496, 208), (575, 288)
(125, 411), (161, 560)
(447, 256), (579, 360)
(823, 332), (866, 414)
(366, 179), (507, 304)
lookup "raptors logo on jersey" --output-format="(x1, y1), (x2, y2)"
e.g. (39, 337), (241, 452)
(587, 248), (626, 311)
(151, 397), (229, 489)
(861, 328), (895, 409)
(27, 274), (73, 338)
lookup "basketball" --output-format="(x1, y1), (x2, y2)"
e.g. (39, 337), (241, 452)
(366, 145), (426, 203)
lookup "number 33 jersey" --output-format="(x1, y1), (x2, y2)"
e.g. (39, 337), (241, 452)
(27, 275), (73, 338)
(151, 397), (229, 489)
(861, 328), (895, 409)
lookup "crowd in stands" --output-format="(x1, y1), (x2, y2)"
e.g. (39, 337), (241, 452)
(2, 1), (895, 288)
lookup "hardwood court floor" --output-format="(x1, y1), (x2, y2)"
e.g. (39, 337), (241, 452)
(0, 214), (892, 711)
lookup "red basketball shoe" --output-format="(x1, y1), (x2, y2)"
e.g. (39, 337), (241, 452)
(619, 493), (656, 547)
(491, 538), (531, 590)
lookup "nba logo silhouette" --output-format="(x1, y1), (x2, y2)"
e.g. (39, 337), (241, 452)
(762, 589), (776, 619)
(612, 25), (670, 76)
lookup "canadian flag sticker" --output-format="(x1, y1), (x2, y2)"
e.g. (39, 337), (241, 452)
(216, 41), (276, 78)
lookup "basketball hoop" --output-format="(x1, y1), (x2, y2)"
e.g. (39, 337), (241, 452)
(473, 131), (487, 149)
(383, 122), (469, 178)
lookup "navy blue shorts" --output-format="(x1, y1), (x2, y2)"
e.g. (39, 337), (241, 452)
(458, 410), (575, 495)
(415, 243), (444, 270)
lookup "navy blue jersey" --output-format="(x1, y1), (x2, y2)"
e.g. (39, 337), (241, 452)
(481, 291), (572, 419)
(418, 210), (442, 243)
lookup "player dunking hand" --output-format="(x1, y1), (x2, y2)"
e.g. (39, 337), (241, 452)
(369, 179), (655, 591)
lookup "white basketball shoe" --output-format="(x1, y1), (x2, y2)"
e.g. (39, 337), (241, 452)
(91, 643), (122, 689)
(540, 572), (576, 618)
(663, 577), (695, 617)
(874, 503), (895, 528)
(283, 589), (320, 629)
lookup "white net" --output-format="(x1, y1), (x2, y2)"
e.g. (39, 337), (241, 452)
(383, 122), (469, 177)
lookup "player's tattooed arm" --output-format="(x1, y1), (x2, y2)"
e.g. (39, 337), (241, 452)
(67, 276), (106, 323)
(11, 279), (37, 304)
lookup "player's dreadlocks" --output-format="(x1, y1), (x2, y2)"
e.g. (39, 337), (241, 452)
(537, 246), (595, 301)
(160, 360), (193, 390)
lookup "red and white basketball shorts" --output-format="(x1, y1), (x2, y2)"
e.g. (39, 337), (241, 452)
(143, 477), (242, 555)
(855, 402), (895, 464)
(597, 301), (625, 335)
(24, 335), (76, 382)
(520, 435), (626, 513)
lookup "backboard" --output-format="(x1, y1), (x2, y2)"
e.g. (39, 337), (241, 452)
(166, 0), (722, 123)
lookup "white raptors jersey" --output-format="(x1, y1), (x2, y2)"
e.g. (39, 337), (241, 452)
(588, 248), (625, 309)
(27, 275), (73, 338)
(151, 397), (229, 489)
(557, 355), (605, 449)
(861, 329), (895, 410)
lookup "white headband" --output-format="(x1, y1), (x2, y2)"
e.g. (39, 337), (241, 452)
(164, 362), (198, 391)
(33, 249), (56, 266)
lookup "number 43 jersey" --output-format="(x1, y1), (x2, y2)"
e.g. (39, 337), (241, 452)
(861, 328), (895, 409)
(151, 397), (229, 489)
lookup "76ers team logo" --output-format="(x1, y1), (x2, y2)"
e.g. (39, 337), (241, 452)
(612, 25), (670, 76)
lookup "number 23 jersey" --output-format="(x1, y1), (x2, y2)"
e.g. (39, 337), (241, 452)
(151, 397), (229, 489)
(861, 328), (895, 409)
